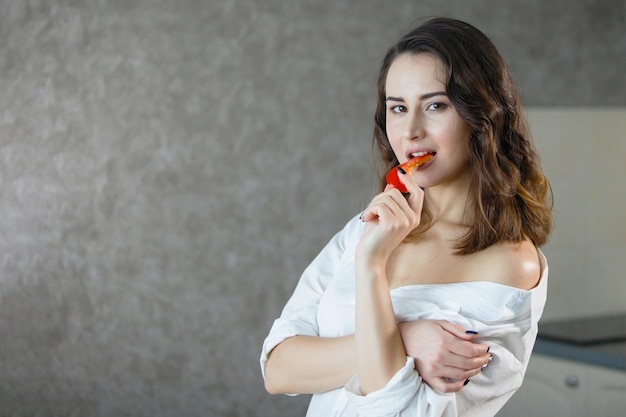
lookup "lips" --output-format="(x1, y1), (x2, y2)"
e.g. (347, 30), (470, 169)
(405, 149), (436, 162)
(386, 152), (435, 192)
(399, 152), (435, 175)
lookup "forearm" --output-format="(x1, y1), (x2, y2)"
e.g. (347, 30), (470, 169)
(264, 334), (356, 395)
(355, 263), (407, 395)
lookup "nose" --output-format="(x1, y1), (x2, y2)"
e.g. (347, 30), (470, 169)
(402, 111), (425, 141)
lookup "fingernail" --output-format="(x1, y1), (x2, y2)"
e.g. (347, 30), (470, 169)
(481, 354), (493, 371)
(464, 378), (471, 386)
(397, 167), (406, 175)
(486, 346), (490, 353)
(465, 330), (478, 335)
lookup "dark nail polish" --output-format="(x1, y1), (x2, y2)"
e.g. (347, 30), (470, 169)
(397, 167), (406, 175)
(465, 330), (478, 335)
(464, 378), (471, 386)
(486, 346), (490, 353)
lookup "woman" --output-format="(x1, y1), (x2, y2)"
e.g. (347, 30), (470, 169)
(261, 17), (552, 416)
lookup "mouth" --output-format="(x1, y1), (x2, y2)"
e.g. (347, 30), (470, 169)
(406, 150), (436, 161)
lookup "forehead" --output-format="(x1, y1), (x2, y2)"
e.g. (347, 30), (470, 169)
(385, 53), (448, 91)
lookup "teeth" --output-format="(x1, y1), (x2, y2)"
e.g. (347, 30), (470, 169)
(410, 151), (430, 158)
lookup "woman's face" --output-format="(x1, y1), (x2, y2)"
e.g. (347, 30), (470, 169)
(385, 53), (472, 189)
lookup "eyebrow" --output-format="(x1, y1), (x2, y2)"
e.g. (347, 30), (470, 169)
(386, 91), (447, 102)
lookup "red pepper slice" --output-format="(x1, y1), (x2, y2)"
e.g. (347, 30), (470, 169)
(385, 153), (434, 193)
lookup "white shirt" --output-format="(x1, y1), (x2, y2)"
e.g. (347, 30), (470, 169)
(261, 214), (548, 417)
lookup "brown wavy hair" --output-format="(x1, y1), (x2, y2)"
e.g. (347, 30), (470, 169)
(372, 17), (552, 254)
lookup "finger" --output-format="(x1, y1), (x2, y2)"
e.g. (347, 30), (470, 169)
(423, 363), (487, 393)
(426, 334), (491, 371)
(436, 321), (477, 341)
(375, 187), (420, 227)
(432, 348), (490, 372)
(437, 324), (489, 357)
(361, 188), (401, 216)
(397, 169), (425, 210)
(373, 194), (406, 221)
(433, 363), (484, 382)
(360, 194), (392, 222)
(363, 189), (413, 223)
(424, 376), (467, 394)
(448, 338), (490, 359)
(361, 200), (393, 223)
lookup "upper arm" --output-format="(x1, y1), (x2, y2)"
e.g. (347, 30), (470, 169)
(260, 216), (361, 375)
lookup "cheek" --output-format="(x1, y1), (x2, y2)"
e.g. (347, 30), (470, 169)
(449, 130), (472, 164)
(385, 120), (395, 138)
(385, 124), (402, 150)
(441, 122), (471, 148)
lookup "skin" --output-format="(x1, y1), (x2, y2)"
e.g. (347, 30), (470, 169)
(264, 52), (540, 397)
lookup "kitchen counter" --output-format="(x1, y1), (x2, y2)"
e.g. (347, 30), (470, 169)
(534, 339), (626, 371)
(534, 313), (626, 372)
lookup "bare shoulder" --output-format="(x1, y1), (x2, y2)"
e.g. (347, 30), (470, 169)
(471, 240), (541, 290)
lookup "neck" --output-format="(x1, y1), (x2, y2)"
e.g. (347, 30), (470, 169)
(423, 179), (473, 227)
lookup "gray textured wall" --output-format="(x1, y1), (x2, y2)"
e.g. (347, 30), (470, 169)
(0, 1), (623, 416)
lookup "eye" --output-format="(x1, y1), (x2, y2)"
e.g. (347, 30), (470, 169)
(426, 102), (448, 111)
(389, 105), (407, 113)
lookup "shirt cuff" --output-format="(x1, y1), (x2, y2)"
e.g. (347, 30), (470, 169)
(343, 356), (420, 416)
(259, 318), (318, 379)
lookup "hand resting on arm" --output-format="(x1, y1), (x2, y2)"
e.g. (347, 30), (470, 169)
(265, 320), (491, 395)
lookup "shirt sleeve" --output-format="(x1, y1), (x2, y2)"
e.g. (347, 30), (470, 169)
(259, 215), (362, 379)
(342, 357), (458, 417)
